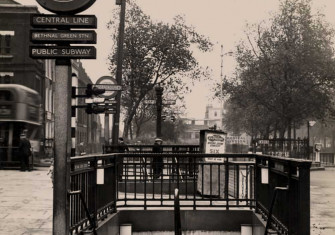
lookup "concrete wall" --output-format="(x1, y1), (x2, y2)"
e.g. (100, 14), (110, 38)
(96, 210), (261, 235)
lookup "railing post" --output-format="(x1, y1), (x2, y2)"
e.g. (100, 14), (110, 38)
(113, 155), (118, 213)
(297, 163), (311, 235)
(174, 188), (182, 235)
(225, 157), (229, 210)
(92, 157), (98, 228)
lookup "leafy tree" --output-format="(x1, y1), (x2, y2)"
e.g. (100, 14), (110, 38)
(222, 0), (335, 138)
(107, 1), (212, 139)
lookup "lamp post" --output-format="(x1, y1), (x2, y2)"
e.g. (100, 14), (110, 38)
(112, 0), (126, 145)
(155, 86), (164, 138)
(307, 120), (316, 160)
(220, 45), (233, 129)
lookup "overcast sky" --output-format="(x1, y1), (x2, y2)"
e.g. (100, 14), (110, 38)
(17, 0), (335, 119)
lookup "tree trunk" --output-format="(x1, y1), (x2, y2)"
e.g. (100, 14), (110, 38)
(287, 120), (292, 152)
(136, 123), (141, 138)
(122, 95), (147, 140)
(130, 123), (133, 140)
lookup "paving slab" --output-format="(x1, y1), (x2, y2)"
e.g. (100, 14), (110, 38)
(0, 167), (53, 235)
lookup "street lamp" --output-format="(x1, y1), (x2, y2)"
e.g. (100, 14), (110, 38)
(307, 120), (316, 160)
(220, 45), (233, 129)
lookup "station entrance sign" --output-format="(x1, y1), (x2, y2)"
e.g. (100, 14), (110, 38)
(36, 0), (96, 14)
(95, 76), (122, 99)
(31, 30), (96, 44)
(30, 46), (96, 59)
(30, 14), (97, 59)
(31, 15), (97, 28)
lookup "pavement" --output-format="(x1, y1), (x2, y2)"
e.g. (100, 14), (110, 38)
(0, 165), (334, 235)
(0, 167), (53, 235)
(310, 168), (335, 235)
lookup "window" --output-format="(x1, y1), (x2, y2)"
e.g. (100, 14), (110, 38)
(214, 111), (217, 117)
(0, 31), (14, 55)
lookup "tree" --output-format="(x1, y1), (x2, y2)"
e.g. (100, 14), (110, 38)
(108, 1), (212, 138)
(221, 0), (335, 138)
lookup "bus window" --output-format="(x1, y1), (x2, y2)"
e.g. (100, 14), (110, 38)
(0, 90), (12, 101)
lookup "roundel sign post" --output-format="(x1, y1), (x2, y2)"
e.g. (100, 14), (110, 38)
(95, 76), (122, 99)
(36, 0), (96, 14)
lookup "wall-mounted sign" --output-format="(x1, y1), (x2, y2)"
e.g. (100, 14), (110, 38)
(31, 15), (97, 28)
(31, 30), (96, 44)
(144, 100), (156, 105)
(105, 99), (117, 104)
(30, 46), (96, 59)
(200, 130), (227, 162)
(95, 76), (119, 99)
(163, 100), (176, 105)
(258, 140), (270, 145)
(105, 110), (116, 114)
(36, 0), (96, 14)
(95, 84), (122, 91)
(226, 135), (248, 144)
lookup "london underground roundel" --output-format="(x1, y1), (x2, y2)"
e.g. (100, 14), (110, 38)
(36, 0), (96, 14)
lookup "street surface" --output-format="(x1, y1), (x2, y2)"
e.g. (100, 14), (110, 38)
(0, 167), (52, 235)
(0, 166), (334, 234)
(310, 168), (335, 235)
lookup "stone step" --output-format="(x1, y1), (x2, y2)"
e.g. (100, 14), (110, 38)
(133, 231), (240, 235)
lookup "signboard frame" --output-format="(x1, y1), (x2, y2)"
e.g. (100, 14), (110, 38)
(144, 99), (156, 105)
(30, 30), (97, 44)
(95, 76), (120, 99)
(36, 0), (96, 14)
(31, 14), (97, 29)
(163, 100), (176, 105)
(200, 129), (227, 162)
(105, 110), (117, 114)
(30, 46), (96, 59)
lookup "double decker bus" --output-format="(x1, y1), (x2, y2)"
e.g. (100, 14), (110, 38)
(0, 84), (42, 168)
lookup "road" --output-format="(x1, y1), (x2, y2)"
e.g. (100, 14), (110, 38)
(311, 168), (335, 235)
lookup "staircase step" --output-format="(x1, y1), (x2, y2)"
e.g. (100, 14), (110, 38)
(133, 231), (240, 235)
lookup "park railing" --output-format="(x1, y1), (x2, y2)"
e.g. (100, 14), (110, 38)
(255, 138), (308, 159)
(69, 152), (311, 235)
(103, 144), (200, 154)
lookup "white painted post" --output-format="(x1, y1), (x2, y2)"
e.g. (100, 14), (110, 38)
(261, 167), (269, 184)
(241, 224), (253, 235)
(120, 224), (132, 235)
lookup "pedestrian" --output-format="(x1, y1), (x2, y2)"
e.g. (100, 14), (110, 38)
(152, 138), (163, 179)
(117, 137), (129, 181)
(18, 133), (32, 171)
(47, 158), (54, 187)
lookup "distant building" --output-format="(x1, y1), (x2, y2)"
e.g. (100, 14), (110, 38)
(204, 104), (224, 130)
(180, 118), (208, 144)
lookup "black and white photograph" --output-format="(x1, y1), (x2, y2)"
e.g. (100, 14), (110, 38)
(0, 0), (335, 234)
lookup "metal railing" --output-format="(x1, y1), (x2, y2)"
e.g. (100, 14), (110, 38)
(117, 153), (255, 210)
(255, 155), (311, 235)
(69, 154), (116, 234)
(69, 152), (311, 235)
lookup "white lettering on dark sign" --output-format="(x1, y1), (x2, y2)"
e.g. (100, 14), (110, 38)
(30, 46), (96, 59)
(31, 15), (97, 28)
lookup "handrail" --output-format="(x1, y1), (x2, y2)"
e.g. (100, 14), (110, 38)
(68, 190), (98, 235)
(174, 188), (182, 235)
(264, 186), (289, 235)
